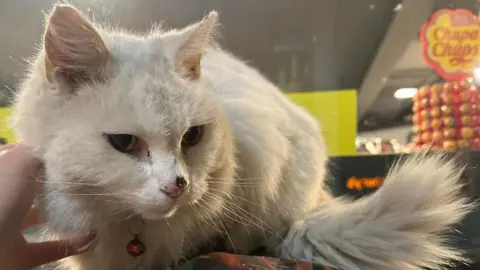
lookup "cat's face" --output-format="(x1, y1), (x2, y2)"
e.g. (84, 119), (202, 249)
(43, 72), (231, 222)
(13, 6), (234, 230)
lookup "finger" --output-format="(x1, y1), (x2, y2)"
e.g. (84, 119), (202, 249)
(0, 143), (18, 154)
(22, 234), (96, 269)
(22, 206), (38, 230)
(0, 144), (42, 233)
(0, 144), (42, 180)
(0, 144), (42, 179)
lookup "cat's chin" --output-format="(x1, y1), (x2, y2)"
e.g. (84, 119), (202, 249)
(140, 206), (178, 220)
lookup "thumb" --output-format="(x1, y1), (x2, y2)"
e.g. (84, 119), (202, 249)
(22, 234), (95, 269)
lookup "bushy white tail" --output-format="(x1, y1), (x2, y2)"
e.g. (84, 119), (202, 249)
(277, 154), (474, 270)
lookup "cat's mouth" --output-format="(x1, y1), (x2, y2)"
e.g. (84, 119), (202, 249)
(134, 191), (190, 220)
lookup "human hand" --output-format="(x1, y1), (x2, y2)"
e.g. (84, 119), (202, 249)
(0, 144), (95, 270)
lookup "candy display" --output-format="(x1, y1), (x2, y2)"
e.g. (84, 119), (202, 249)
(356, 137), (408, 154)
(411, 79), (479, 151)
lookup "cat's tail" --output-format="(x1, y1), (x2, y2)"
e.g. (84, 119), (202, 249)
(277, 154), (474, 270)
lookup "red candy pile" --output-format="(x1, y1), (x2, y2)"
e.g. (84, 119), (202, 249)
(412, 79), (479, 151)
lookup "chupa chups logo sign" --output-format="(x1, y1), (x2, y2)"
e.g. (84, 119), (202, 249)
(420, 9), (480, 81)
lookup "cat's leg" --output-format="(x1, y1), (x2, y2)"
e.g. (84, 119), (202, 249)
(223, 131), (329, 256)
(222, 208), (291, 256)
(263, 129), (329, 251)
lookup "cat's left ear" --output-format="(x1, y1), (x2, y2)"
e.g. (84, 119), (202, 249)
(44, 5), (110, 92)
(161, 11), (218, 81)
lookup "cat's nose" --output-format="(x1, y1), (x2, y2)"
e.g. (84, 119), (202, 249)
(160, 176), (189, 198)
(175, 176), (188, 188)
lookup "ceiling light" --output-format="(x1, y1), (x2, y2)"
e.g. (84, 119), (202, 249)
(394, 88), (417, 99)
(474, 68), (480, 83)
(393, 4), (403, 12)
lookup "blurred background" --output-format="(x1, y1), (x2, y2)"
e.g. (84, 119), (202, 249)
(1, 0), (479, 155)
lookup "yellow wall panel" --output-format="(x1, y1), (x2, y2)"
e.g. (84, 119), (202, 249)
(287, 89), (357, 156)
(0, 107), (15, 144)
(0, 90), (358, 156)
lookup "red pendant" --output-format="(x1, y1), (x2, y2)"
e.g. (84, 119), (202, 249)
(126, 238), (145, 257)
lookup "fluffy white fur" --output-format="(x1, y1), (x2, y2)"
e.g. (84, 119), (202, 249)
(11, 5), (472, 270)
(278, 154), (472, 269)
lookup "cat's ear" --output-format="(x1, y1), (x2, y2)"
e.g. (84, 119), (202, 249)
(163, 11), (218, 81)
(44, 5), (110, 91)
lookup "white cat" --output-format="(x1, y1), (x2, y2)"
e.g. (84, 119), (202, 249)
(12, 5), (472, 270)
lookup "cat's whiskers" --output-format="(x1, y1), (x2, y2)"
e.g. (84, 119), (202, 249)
(33, 180), (109, 195)
(197, 186), (269, 229)
(209, 177), (263, 183)
(207, 176), (266, 188)
(207, 186), (273, 211)
(197, 196), (268, 254)
(38, 192), (126, 196)
(40, 186), (101, 194)
(189, 203), (221, 235)
(164, 219), (172, 230)
(203, 192), (282, 240)
(33, 180), (104, 186)
(208, 176), (264, 181)
(120, 210), (138, 221)
(105, 207), (131, 218)
(201, 193), (262, 230)
(193, 191), (226, 228)
(35, 190), (133, 209)
(201, 197), (247, 226)
(208, 181), (262, 188)
(211, 208), (237, 254)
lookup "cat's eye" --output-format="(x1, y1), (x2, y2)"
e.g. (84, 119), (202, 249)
(106, 134), (138, 153)
(181, 126), (204, 148)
